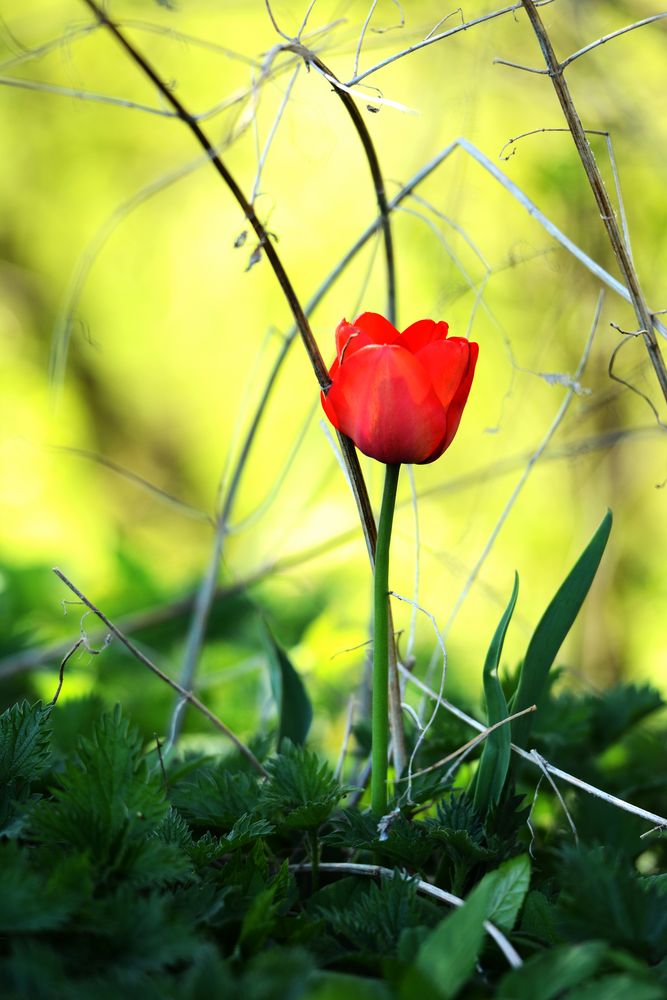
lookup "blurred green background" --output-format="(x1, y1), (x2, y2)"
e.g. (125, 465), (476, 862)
(1, 0), (666, 753)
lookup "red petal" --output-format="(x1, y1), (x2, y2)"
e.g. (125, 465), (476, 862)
(399, 319), (449, 354)
(324, 344), (447, 465)
(334, 314), (398, 368)
(416, 338), (470, 409)
(442, 341), (478, 450)
(321, 385), (341, 431)
(334, 319), (368, 356)
(421, 341), (479, 461)
(353, 312), (400, 344)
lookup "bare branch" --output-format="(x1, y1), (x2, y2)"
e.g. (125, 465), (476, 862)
(561, 12), (667, 71)
(289, 862), (523, 968)
(52, 568), (268, 777)
(286, 42), (396, 324)
(400, 666), (667, 832)
(519, 0), (667, 406)
(395, 705), (536, 781)
(346, 0), (556, 86)
(444, 293), (602, 633)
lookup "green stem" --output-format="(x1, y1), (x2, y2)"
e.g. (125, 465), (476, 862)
(371, 463), (401, 815)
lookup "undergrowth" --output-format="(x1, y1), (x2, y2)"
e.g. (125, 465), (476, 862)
(1, 675), (665, 1000)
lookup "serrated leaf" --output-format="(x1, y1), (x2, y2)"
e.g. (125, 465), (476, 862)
(519, 890), (560, 944)
(262, 743), (344, 831)
(262, 622), (312, 747)
(30, 705), (178, 886)
(591, 683), (664, 749)
(0, 700), (53, 835)
(238, 861), (291, 953)
(556, 846), (667, 962)
(467, 854), (530, 932)
(170, 764), (261, 831)
(497, 942), (608, 999)
(315, 870), (425, 957)
(225, 813), (275, 850)
(474, 573), (518, 811)
(401, 881), (492, 1000)
(0, 841), (91, 932)
(511, 510), (612, 749)
(0, 699), (52, 784)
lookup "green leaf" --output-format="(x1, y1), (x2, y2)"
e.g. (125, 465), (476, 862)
(305, 971), (392, 1000)
(262, 621), (312, 747)
(262, 743), (344, 831)
(401, 882), (492, 1000)
(467, 854), (531, 933)
(0, 699), (52, 785)
(474, 573), (518, 811)
(497, 942), (608, 999)
(519, 890), (560, 944)
(315, 870), (426, 957)
(0, 841), (91, 932)
(511, 510), (612, 749)
(30, 705), (179, 886)
(566, 974), (665, 1000)
(0, 699), (52, 835)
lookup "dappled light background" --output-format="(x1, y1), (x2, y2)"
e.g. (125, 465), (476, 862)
(1, 0), (666, 751)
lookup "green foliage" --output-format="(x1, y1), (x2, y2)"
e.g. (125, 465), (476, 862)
(511, 510), (613, 749)
(474, 573), (518, 812)
(30, 705), (186, 887)
(0, 699), (52, 835)
(0, 689), (665, 998)
(468, 854), (531, 932)
(314, 871), (427, 958)
(262, 621), (313, 747)
(261, 742), (345, 830)
(401, 878), (492, 999)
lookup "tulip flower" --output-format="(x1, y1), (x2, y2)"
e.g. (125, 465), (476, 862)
(321, 312), (478, 465)
(321, 312), (479, 815)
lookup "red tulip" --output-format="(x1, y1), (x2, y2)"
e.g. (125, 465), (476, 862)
(321, 312), (479, 465)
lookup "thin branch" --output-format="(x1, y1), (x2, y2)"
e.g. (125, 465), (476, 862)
(289, 862), (522, 968)
(52, 568), (268, 777)
(395, 704), (536, 781)
(78, 0), (382, 738)
(561, 12), (667, 71)
(493, 57), (547, 74)
(50, 446), (213, 524)
(0, 75), (184, 116)
(444, 292), (602, 633)
(346, 0), (556, 86)
(354, 0), (379, 80)
(286, 42), (396, 325)
(498, 127), (634, 259)
(608, 331), (666, 429)
(80, 0), (329, 389)
(251, 64), (300, 204)
(529, 749), (579, 845)
(264, 0), (292, 42)
(400, 666), (667, 832)
(519, 0), (667, 405)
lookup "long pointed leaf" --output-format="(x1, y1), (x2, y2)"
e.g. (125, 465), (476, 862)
(511, 510), (612, 749)
(262, 622), (313, 747)
(474, 573), (519, 811)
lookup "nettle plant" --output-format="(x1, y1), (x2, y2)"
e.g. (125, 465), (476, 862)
(2, 2), (667, 999)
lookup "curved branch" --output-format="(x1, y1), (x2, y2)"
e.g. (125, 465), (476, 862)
(286, 43), (396, 326)
(520, 0), (667, 407)
(80, 0), (329, 391)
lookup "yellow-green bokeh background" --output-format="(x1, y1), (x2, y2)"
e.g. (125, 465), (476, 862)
(1, 0), (666, 748)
